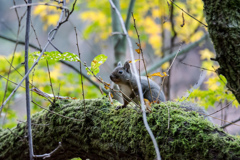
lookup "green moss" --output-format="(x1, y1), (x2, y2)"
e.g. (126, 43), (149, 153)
(1, 98), (240, 160)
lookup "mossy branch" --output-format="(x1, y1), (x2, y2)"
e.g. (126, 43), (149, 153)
(0, 98), (240, 160)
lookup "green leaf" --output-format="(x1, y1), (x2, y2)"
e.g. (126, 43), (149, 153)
(86, 54), (108, 75)
(29, 51), (80, 62)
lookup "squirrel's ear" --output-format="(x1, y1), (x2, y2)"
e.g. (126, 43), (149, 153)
(123, 61), (131, 73)
(117, 61), (122, 67)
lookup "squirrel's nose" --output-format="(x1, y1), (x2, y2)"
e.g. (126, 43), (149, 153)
(110, 75), (114, 80)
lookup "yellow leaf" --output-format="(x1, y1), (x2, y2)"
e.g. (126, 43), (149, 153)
(233, 100), (239, 108)
(144, 17), (160, 34)
(152, 8), (160, 19)
(129, 59), (141, 63)
(202, 61), (214, 75)
(205, 77), (219, 90)
(149, 34), (161, 49)
(199, 49), (215, 60)
(148, 72), (168, 78)
(161, 62), (170, 70)
(33, 6), (47, 16)
(104, 82), (110, 90)
(135, 49), (141, 54)
(47, 14), (60, 26)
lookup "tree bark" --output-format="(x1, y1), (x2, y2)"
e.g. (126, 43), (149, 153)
(202, 0), (240, 104)
(0, 98), (240, 160)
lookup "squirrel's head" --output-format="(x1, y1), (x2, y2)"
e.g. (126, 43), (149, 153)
(110, 61), (132, 84)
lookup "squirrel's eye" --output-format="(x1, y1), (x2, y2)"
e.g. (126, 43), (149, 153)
(118, 70), (123, 74)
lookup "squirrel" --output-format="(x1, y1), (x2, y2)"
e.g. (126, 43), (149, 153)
(110, 61), (213, 122)
(110, 61), (166, 110)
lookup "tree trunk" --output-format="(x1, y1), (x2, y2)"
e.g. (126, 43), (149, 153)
(0, 98), (240, 160)
(202, 0), (240, 104)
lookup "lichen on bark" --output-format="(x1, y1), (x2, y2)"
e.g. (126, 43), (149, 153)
(202, 0), (240, 103)
(0, 98), (240, 160)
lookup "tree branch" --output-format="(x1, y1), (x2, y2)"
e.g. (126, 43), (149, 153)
(0, 98), (239, 160)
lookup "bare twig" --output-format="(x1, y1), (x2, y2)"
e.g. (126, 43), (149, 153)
(34, 142), (62, 159)
(156, 42), (183, 101)
(46, 60), (56, 101)
(0, 75), (25, 88)
(24, 0), (34, 159)
(165, 0), (179, 100)
(10, 2), (68, 10)
(74, 27), (86, 116)
(168, 0), (208, 27)
(111, 32), (126, 36)
(207, 100), (235, 117)
(30, 21), (42, 50)
(221, 116), (240, 129)
(0, 34), (41, 51)
(108, 1), (162, 159)
(166, 42), (183, 73)
(131, 13), (154, 102)
(180, 12), (185, 27)
(167, 103), (171, 130)
(179, 61), (215, 72)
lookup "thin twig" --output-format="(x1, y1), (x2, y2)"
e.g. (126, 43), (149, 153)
(167, 103), (171, 130)
(34, 142), (62, 159)
(168, 0), (208, 27)
(179, 61), (215, 72)
(111, 32), (126, 36)
(0, 34), (41, 51)
(24, 0), (34, 158)
(74, 27), (86, 117)
(156, 42), (183, 101)
(167, 42), (183, 72)
(207, 100), (235, 117)
(165, 0), (178, 100)
(221, 116), (240, 129)
(46, 60), (56, 102)
(132, 13), (154, 102)
(108, 1), (162, 159)
(30, 21), (42, 50)
(11, 3), (68, 10)
(0, 75), (25, 88)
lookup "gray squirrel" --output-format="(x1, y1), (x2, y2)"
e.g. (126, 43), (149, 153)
(110, 61), (166, 109)
(110, 61), (213, 122)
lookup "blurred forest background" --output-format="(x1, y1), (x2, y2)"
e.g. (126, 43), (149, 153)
(0, 0), (239, 135)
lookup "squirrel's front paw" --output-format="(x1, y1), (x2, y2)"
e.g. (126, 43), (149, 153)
(115, 105), (125, 110)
